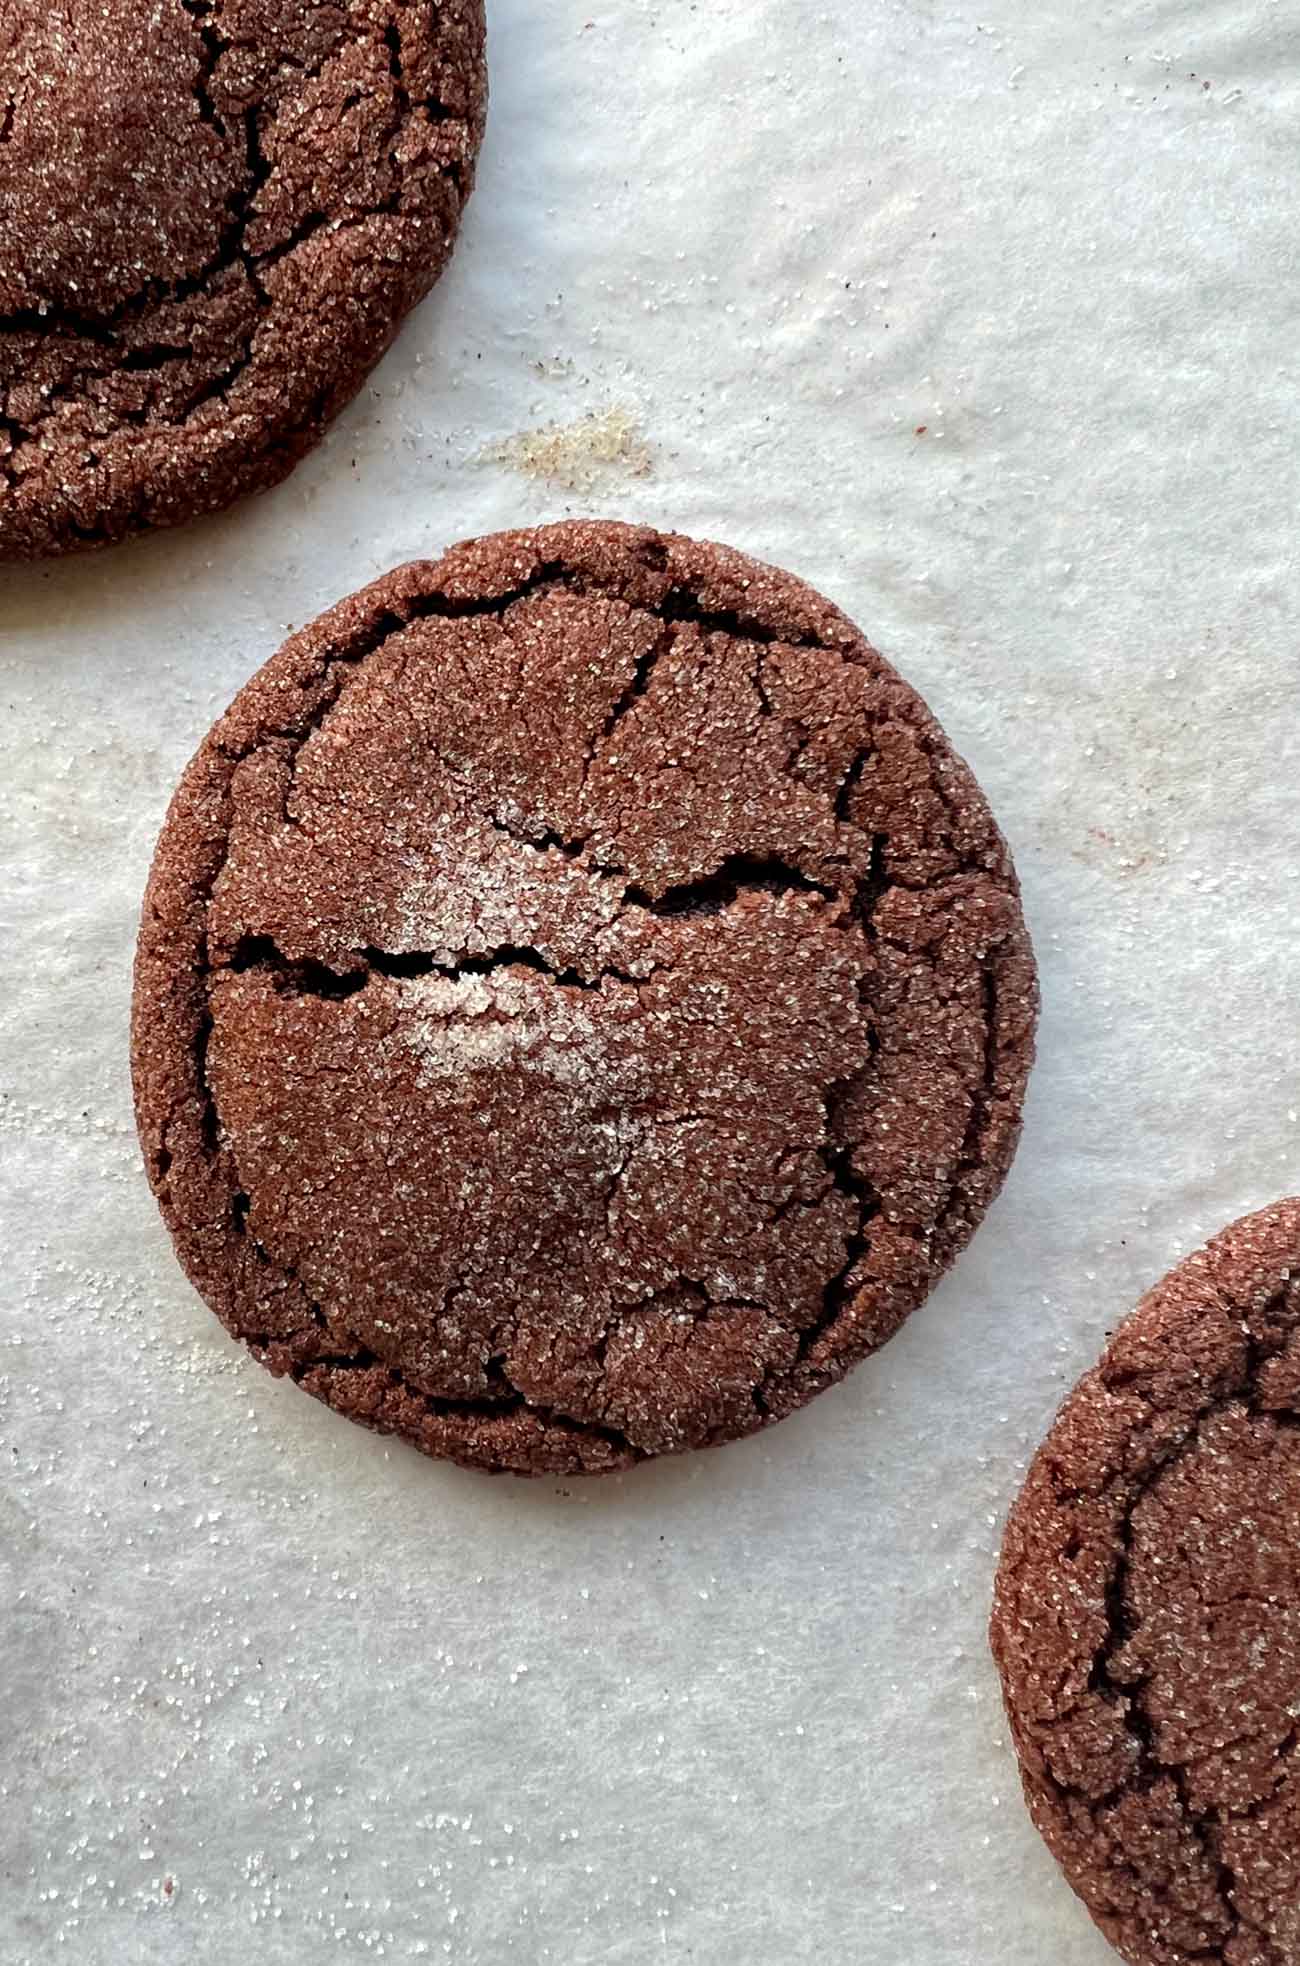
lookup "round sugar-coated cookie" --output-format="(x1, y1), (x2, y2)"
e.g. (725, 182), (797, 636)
(132, 520), (1037, 1476)
(992, 1199), (1300, 1966)
(0, 0), (485, 559)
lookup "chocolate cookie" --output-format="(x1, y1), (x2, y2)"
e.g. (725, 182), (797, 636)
(0, 0), (485, 559)
(992, 1200), (1300, 1966)
(132, 520), (1037, 1476)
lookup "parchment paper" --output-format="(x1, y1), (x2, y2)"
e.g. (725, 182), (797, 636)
(3, 2), (1299, 1959)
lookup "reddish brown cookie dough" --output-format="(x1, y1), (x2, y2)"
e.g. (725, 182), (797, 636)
(0, 0), (485, 559)
(992, 1200), (1300, 1966)
(132, 520), (1037, 1476)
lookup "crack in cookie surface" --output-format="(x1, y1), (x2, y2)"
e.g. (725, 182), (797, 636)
(132, 521), (1037, 1475)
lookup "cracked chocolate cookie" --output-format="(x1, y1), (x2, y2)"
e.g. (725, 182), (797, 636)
(132, 519), (1037, 1476)
(992, 1200), (1300, 1966)
(0, 0), (485, 559)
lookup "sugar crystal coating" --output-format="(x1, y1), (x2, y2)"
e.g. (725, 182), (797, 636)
(132, 519), (1037, 1475)
(993, 1199), (1300, 1966)
(0, 0), (486, 558)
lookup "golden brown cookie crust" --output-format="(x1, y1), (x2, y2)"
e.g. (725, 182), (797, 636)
(0, 0), (486, 558)
(992, 1199), (1300, 1966)
(132, 520), (1037, 1475)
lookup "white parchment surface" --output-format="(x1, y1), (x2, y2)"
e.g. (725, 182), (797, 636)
(3, 2), (1299, 1960)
